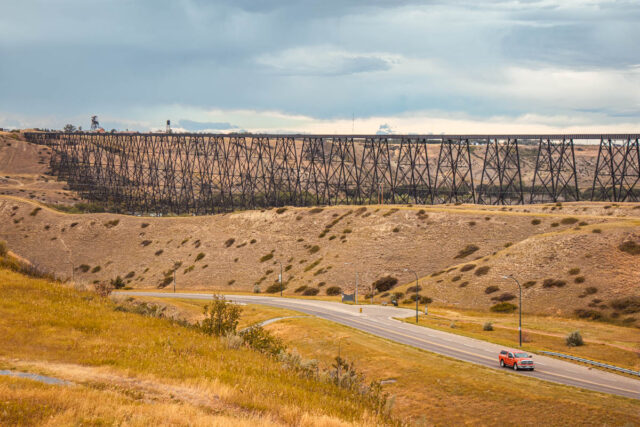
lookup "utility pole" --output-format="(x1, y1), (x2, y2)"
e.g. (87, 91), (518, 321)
(355, 271), (358, 304)
(503, 275), (523, 347)
(404, 268), (420, 323)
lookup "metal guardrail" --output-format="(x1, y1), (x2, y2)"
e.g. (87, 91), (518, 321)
(540, 351), (640, 377)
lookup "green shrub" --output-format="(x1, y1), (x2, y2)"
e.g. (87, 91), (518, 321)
(568, 267), (580, 275)
(309, 207), (324, 214)
(224, 238), (235, 248)
(490, 302), (517, 313)
(550, 222), (559, 227)
(141, 223), (149, 228)
(276, 207), (287, 214)
(372, 276), (398, 292)
(592, 228), (602, 234)
(104, 219), (120, 228)
(523, 280), (536, 288)
(303, 287), (319, 296)
(566, 331), (584, 347)
(29, 207), (42, 216)
(294, 285), (308, 293)
(125, 271), (135, 279)
(240, 326), (286, 356)
(560, 217), (579, 225)
(542, 278), (566, 288)
(609, 296), (640, 314)
(265, 282), (285, 293)
(110, 276), (125, 289)
(343, 228), (352, 234)
(260, 253), (274, 262)
(574, 276), (586, 284)
(250, 239), (257, 244)
(485, 285), (499, 294)
(475, 266), (490, 276)
(491, 292), (515, 302)
(326, 286), (342, 296)
(451, 275), (461, 282)
(459, 281), (469, 288)
(460, 264), (475, 272)
(199, 294), (241, 337)
(406, 285), (422, 293)
(155, 249), (163, 256)
(91, 266), (101, 273)
(454, 244), (479, 259)
(619, 240), (640, 255)
(309, 245), (320, 254)
(195, 252), (205, 262)
(574, 309), (602, 320)
(0, 240), (7, 257)
(77, 264), (90, 273)
(531, 219), (541, 225)
(483, 322), (493, 331)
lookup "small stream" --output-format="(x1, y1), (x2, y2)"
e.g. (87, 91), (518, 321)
(0, 370), (71, 385)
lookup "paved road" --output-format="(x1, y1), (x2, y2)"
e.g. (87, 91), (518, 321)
(119, 292), (640, 400)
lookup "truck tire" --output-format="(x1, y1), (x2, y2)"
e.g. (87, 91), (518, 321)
(500, 360), (505, 367)
(513, 363), (518, 371)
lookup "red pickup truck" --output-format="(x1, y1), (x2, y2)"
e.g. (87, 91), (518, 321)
(499, 350), (535, 371)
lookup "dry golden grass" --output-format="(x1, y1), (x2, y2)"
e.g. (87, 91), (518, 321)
(3, 195), (638, 321)
(126, 296), (302, 329)
(264, 317), (640, 425)
(0, 268), (390, 426)
(397, 310), (640, 371)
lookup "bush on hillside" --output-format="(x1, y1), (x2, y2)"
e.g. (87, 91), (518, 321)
(294, 285), (308, 293)
(609, 296), (640, 314)
(241, 326), (286, 356)
(265, 282), (285, 293)
(619, 240), (640, 255)
(483, 322), (493, 331)
(523, 280), (536, 288)
(566, 331), (584, 347)
(0, 240), (7, 257)
(302, 287), (319, 296)
(224, 238), (235, 248)
(484, 285), (499, 294)
(326, 286), (342, 296)
(460, 264), (476, 272)
(491, 292), (515, 302)
(542, 278), (566, 288)
(406, 285), (422, 293)
(373, 276), (398, 292)
(94, 282), (114, 297)
(110, 276), (125, 289)
(199, 294), (241, 337)
(475, 266), (491, 276)
(574, 309), (603, 320)
(490, 302), (517, 313)
(454, 244), (479, 259)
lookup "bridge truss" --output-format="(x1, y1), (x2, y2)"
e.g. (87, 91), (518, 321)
(24, 132), (640, 214)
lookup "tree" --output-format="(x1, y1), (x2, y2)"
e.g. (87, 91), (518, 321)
(199, 294), (241, 337)
(63, 124), (76, 132)
(110, 276), (125, 289)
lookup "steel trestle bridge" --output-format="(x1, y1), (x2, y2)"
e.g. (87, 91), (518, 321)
(24, 132), (640, 214)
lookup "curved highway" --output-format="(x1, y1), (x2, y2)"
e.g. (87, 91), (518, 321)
(118, 292), (640, 400)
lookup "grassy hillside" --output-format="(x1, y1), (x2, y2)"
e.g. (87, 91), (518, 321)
(0, 267), (391, 425)
(1, 196), (639, 319)
(120, 294), (640, 425)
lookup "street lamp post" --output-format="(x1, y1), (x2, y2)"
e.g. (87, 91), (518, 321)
(279, 261), (283, 297)
(502, 275), (523, 347)
(404, 268), (420, 323)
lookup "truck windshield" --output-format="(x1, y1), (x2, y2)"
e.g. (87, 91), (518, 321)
(515, 353), (529, 358)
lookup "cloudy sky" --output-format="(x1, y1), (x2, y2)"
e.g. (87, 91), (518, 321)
(1, 0), (639, 133)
